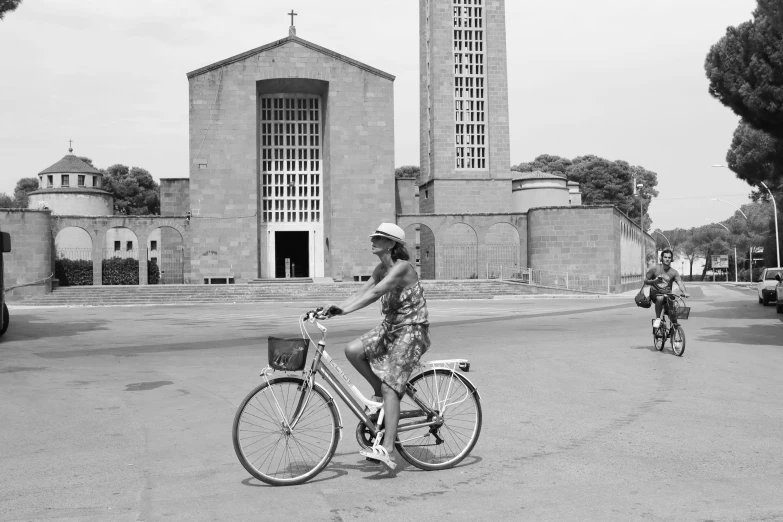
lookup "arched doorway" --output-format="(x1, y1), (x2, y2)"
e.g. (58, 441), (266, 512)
(403, 223), (436, 280)
(441, 223), (477, 279)
(149, 226), (185, 284)
(54, 227), (92, 286)
(486, 223), (521, 279)
(104, 227), (140, 285)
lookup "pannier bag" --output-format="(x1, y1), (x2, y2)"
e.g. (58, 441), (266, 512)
(634, 283), (651, 308)
(268, 337), (310, 372)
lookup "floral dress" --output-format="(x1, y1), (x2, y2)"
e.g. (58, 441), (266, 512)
(359, 279), (430, 396)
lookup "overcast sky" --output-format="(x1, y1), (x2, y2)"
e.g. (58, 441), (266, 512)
(0, 0), (761, 231)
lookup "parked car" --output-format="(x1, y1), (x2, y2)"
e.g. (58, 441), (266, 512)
(757, 267), (783, 305)
(0, 230), (10, 337)
(776, 274), (783, 314)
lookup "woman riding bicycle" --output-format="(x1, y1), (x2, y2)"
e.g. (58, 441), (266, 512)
(322, 222), (430, 469)
(645, 248), (690, 328)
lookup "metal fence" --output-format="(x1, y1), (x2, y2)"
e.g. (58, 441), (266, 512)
(56, 248), (92, 261)
(155, 248), (184, 284)
(507, 268), (609, 294)
(103, 249), (138, 260)
(441, 245), (478, 279)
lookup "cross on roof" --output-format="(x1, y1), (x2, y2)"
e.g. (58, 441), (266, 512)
(288, 10), (297, 27)
(68, 139), (73, 153)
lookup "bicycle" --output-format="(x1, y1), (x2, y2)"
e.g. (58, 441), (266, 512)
(651, 292), (689, 356)
(231, 309), (482, 486)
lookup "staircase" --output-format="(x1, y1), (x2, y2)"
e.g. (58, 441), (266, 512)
(17, 280), (593, 307)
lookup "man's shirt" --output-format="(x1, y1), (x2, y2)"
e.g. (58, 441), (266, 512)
(646, 265), (681, 293)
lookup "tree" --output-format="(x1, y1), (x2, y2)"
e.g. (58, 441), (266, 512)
(512, 154), (659, 230)
(103, 164), (160, 215)
(395, 165), (419, 179)
(78, 156), (94, 167)
(0, 193), (17, 208)
(13, 177), (38, 208)
(512, 154), (572, 177)
(725, 122), (783, 192)
(0, 0), (22, 20)
(655, 227), (690, 255)
(705, 0), (783, 141)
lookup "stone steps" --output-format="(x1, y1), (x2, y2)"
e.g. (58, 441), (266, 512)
(18, 280), (590, 306)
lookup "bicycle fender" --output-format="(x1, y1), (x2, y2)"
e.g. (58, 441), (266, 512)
(414, 368), (480, 399)
(312, 381), (344, 442)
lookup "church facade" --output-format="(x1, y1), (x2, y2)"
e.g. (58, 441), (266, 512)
(185, 35), (396, 282)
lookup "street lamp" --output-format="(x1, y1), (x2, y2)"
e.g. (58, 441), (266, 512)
(637, 182), (645, 274)
(653, 230), (672, 249)
(760, 181), (781, 267)
(712, 164), (780, 268)
(707, 219), (733, 282)
(710, 197), (751, 282)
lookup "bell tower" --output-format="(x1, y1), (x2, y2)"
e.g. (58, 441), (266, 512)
(419, 0), (512, 214)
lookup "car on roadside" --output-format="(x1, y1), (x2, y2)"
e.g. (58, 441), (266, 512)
(757, 267), (783, 306)
(776, 274), (783, 314)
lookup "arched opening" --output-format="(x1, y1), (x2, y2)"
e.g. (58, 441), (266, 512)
(149, 226), (185, 284)
(486, 223), (521, 279)
(54, 227), (93, 286)
(441, 223), (477, 279)
(103, 227), (140, 285)
(403, 223), (436, 280)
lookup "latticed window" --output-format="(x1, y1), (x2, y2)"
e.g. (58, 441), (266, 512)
(453, 0), (486, 170)
(260, 95), (322, 223)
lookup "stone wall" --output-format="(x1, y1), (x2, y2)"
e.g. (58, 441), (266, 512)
(160, 179), (190, 217)
(395, 178), (418, 215)
(187, 36), (395, 282)
(0, 210), (53, 298)
(527, 205), (653, 293)
(421, 179), (511, 214)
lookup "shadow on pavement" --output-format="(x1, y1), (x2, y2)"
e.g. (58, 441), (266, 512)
(696, 324), (782, 346)
(1, 311), (110, 342)
(694, 299), (782, 320)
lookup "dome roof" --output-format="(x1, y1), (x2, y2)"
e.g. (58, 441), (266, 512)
(512, 170), (566, 181)
(38, 154), (102, 175)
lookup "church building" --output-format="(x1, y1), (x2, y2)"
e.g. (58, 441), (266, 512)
(185, 23), (396, 282)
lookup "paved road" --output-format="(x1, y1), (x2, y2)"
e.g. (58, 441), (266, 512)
(0, 283), (781, 521)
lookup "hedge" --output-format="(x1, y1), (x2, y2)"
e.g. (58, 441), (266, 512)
(55, 259), (93, 286)
(55, 258), (160, 286)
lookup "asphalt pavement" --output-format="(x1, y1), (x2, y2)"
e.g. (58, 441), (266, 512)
(0, 283), (781, 521)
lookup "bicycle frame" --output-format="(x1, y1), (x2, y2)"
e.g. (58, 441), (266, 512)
(265, 315), (465, 444)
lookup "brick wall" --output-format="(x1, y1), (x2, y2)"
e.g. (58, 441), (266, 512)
(426, 179), (511, 214)
(187, 37), (395, 282)
(160, 179), (190, 217)
(0, 210), (53, 298)
(395, 178), (418, 215)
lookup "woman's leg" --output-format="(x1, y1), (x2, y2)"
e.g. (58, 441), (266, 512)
(380, 383), (400, 453)
(345, 339), (383, 396)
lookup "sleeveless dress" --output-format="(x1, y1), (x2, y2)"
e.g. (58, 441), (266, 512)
(358, 278), (431, 396)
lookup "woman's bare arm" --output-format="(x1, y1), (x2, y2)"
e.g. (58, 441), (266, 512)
(338, 262), (410, 315)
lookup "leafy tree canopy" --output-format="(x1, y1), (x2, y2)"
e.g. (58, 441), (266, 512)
(512, 154), (659, 230)
(705, 0), (783, 140)
(0, 176), (38, 208)
(395, 165), (420, 179)
(102, 164), (160, 215)
(0, 0), (22, 20)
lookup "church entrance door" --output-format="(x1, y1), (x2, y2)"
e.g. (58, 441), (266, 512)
(275, 231), (309, 278)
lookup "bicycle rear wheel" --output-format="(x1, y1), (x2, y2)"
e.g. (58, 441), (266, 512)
(232, 377), (339, 486)
(396, 369), (482, 471)
(671, 325), (686, 357)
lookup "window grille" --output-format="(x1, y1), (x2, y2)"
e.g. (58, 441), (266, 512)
(260, 95), (322, 223)
(452, 0), (486, 170)
(61, 174), (69, 187)
(78, 175), (85, 187)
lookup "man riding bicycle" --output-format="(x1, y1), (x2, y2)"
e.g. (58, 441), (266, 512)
(645, 248), (690, 328)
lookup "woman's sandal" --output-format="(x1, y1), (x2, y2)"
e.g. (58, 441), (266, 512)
(360, 445), (397, 470)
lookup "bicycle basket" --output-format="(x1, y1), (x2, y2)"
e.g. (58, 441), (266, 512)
(267, 337), (309, 371)
(675, 306), (691, 320)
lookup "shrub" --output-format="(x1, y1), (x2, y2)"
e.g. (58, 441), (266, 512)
(55, 259), (93, 286)
(148, 258), (160, 285)
(102, 257), (139, 285)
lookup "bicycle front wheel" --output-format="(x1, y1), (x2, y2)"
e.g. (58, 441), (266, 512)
(671, 325), (686, 357)
(396, 369), (482, 471)
(232, 377), (340, 486)
(653, 323), (665, 351)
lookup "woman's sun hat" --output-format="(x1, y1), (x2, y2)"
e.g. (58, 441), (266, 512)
(369, 222), (406, 245)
